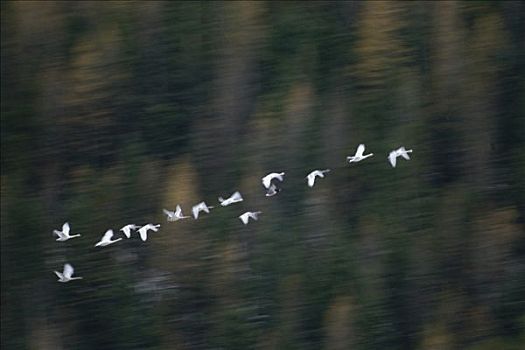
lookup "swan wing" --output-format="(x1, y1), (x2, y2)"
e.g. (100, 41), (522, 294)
(356, 144), (365, 157)
(307, 173), (315, 187)
(163, 209), (174, 217)
(239, 213), (249, 224)
(63, 263), (74, 278)
(100, 229), (113, 243)
(262, 175), (271, 189)
(266, 183), (278, 196)
(192, 205), (200, 219)
(388, 152), (397, 167)
(62, 222), (70, 235)
(231, 191), (243, 201)
(121, 227), (131, 238)
(138, 228), (147, 241)
(400, 151), (411, 160)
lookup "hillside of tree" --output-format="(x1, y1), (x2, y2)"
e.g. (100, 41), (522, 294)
(1, 2), (524, 349)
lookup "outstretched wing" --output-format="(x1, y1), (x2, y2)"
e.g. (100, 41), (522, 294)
(388, 152), (397, 167)
(307, 173), (315, 187)
(54, 271), (63, 279)
(121, 225), (131, 238)
(53, 230), (64, 238)
(400, 150), (411, 160)
(163, 209), (174, 217)
(175, 205), (183, 216)
(239, 213), (249, 224)
(231, 191), (243, 201)
(266, 183), (278, 196)
(262, 175), (271, 189)
(62, 222), (70, 235)
(138, 228), (148, 241)
(102, 229), (114, 241)
(356, 144), (365, 157)
(192, 204), (200, 219)
(63, 263), (74, 278)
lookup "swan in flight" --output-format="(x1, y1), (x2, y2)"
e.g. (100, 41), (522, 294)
(192, 202), (214, 219)
(137, 224), (161, 242)
(120, 224), (140, 239)
(306, 169), (331, 187)
(53, 222), (81, 241)
(95, 229), (122, 247)
(262, 172), (285, 189)
(347, 144), (374, 163)
(163, 205), (190, 222)
(388, 146), (413, 168)
(239, 211), (262, 225)
(218, 191), (243, 206)
(54, 263), (82, 282)
(265, 183), (281, 197)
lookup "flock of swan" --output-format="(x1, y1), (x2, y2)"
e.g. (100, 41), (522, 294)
(53, 144), (413, 282)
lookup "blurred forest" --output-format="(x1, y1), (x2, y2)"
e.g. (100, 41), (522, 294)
(1, 1), (524, 349)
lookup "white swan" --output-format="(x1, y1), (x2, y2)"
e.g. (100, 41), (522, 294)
(218, 191), (243, 206)
(54, 263), (82, 282)
(137, 224), (161, 242)
(192, 202), (214, 219)
(53, 222), (81, 241)
(239, 211), (262, 225)
(163, 205), (190, 222)
(120, 224), (140, 239)
(388, 146), (413, 168)
(94, 229), (122, 247)
(262, 172), (285, 189)
(347, 144), (374, 163)
(306, 169), (331, 187)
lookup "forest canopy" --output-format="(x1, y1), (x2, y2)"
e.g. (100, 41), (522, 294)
(1, 1), (524, 349)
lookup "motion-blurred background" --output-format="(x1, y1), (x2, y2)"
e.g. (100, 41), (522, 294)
(1, 1), (524, 349)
